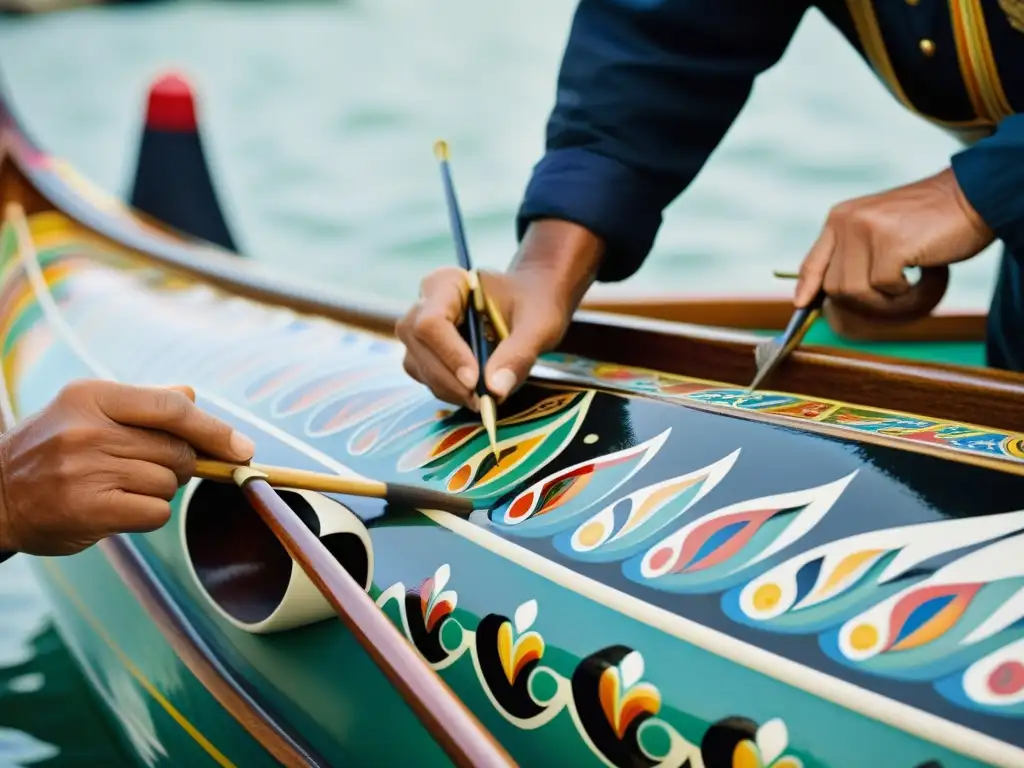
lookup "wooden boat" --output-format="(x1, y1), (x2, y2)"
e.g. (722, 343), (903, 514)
(2, 74), (1023, 768)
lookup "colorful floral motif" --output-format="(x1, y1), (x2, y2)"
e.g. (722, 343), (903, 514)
(489, 429), (671, 537)
(935, 638), (1024, 718)
(627, 473), (856, 594)
(825, 533), (1024, 682)
(400, 391), (595, 503)
(537, 353), (1024, 467)
(727, 510), (1024, 635)
(555, 449), (739, 563)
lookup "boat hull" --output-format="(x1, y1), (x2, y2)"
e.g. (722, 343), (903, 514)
(3, 208), (1023, 768)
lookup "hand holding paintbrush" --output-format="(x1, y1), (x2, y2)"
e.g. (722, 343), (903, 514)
(432, 140), (506, 460)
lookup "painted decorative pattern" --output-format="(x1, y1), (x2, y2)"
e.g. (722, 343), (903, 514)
(536, 354), (1024, 467)
(4, 212), (1024, 764)
(377, 564), (808, 768)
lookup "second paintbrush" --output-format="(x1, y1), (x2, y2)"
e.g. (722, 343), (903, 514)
(433, 139), (500, 459)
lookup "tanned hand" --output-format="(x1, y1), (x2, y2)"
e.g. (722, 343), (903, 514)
(0, 381), (255, 557)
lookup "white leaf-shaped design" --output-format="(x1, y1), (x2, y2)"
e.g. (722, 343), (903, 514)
(755, 717), (789, 766)
(514, 599), (538, 634)
(434, 563), (450, 594)
(620, 650), (645, 690)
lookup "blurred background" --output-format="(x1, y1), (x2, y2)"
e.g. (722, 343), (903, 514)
(0, 0), (1003, 764)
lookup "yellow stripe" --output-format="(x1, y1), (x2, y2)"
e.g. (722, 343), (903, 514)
(951, 0), (1015, 121)
(845, 0), (993, 130)
(41, 559), (238, 768)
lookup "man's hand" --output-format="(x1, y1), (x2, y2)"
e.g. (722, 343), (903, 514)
(794, 167), (995, 320)
(396, 220), (603, 409)
(0, 380), (255, 556)
(396, 266), (574, 410)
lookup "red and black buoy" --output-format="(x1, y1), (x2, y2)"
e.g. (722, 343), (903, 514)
(128, 71), (240, 254)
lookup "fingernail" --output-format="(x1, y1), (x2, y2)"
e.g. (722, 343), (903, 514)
(230, 430), (256, 460)
(490, 368), (517, 398)
(456, 366), (476, 389)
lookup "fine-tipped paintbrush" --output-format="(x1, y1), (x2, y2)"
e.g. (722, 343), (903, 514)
(748, 286), (826, 392)
(194, 458), (475, 516)
(433, 139), (500, 460)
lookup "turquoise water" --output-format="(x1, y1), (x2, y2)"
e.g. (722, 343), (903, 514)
(0, 1), (1005, 764)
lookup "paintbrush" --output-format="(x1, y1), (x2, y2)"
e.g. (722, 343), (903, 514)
(194, 458), (475, 516)
(748, 271), (826, 392)
(433, 139), (500, 460)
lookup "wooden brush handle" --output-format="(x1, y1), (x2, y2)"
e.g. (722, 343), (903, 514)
(235, 471), (516, 768)
(193, 459), (475, 515)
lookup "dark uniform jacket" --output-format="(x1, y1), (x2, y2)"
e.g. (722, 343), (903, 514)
(516, 0), (1024, 371)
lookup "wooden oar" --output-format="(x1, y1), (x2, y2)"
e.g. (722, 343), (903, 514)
(194, 458), (475, 516)
(232, 467), (517, 768)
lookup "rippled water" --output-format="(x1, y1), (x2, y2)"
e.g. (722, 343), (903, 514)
(0, 1), (1005, 764)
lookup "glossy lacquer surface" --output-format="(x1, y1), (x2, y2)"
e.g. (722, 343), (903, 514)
(3, 213), (1024, 768)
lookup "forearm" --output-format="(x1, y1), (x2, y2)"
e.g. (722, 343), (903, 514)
(951, 114), (1024, 258)
(517, 0), (808, 283)
(509, 220), (604, 314)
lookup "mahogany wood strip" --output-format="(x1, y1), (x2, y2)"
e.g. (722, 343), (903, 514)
(100, 535), (329, 768)
(580, 294), (989, 341)
(234, 470), (517, 768)
(560, 311), (1024, 432)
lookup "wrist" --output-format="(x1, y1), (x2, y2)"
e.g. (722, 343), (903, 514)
(943, 167), (994, 244)
(510, 219), (604, 315)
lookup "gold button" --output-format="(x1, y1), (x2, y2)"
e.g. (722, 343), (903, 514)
(920, 38), (936, 56)
(906, 0), (920, 5)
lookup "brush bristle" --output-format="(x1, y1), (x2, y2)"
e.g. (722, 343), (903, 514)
(433, 139), (450, 161)
(754, 338), (781, 370)
(386, 483), (475, 515)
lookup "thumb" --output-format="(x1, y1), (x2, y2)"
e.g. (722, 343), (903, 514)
(484, 311), (562, 401)
(794, 226), (834, 307)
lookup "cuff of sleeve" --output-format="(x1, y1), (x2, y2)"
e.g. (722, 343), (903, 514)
(951, 115), (1024, 260)
(515, 148), (679, 282)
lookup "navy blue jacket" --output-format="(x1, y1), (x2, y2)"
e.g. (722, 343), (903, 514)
(517, 0), (1024, 369)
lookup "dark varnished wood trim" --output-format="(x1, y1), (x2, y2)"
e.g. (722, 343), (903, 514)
(100, 534), (329, 768)
(236, 472), (516, 768)
(580, 295), (989, 342)
(558, 311), (1024, 433)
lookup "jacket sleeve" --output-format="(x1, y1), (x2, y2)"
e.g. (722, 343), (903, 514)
(516, 0), (809, 282)
(951, 114), (1024, 260)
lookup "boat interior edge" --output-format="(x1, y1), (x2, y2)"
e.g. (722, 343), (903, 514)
(4, 145), (1024, 435)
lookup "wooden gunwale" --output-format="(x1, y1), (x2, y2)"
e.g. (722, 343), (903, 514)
(580, 294), (989, 341)
(4, 147), (1023, 439)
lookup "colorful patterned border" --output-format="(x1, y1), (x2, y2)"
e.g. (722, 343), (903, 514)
(535, 354), (1024, 468)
